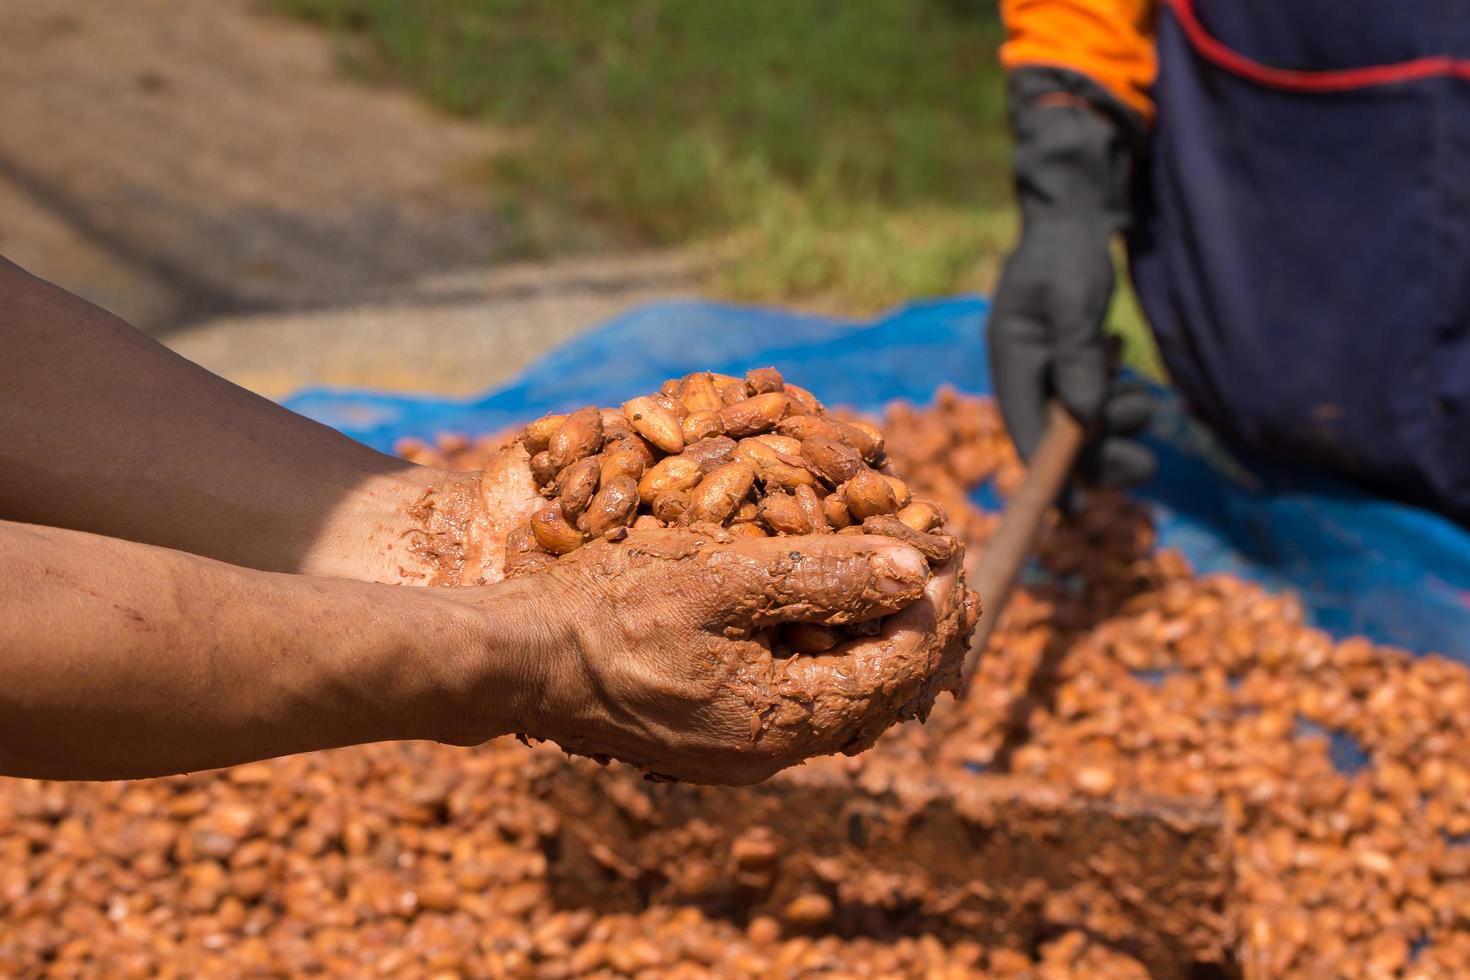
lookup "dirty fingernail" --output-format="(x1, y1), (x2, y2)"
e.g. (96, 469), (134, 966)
(871, 545), (929, 594)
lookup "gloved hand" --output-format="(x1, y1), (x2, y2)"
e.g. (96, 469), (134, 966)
(987, 67), (1155, 488)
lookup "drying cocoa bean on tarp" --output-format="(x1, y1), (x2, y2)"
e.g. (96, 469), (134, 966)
(6, 390), (1470, 976)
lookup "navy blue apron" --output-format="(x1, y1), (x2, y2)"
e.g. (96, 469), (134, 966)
(1129, 0), (1470, 524)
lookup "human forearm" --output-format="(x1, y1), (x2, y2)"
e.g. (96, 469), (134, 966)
(0, 256), (461, 582)
(0, 519), (531, 780)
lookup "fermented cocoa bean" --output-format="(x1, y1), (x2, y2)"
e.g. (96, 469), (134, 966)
(881, 475), (911, 509)
(786, 623), (839, 653)
(680, 436), (738, 475)
(530, 506), (585, 555)
(801, 437), (864, 485)
(719, 393), (790, 437)
(793, 484), (831, 534)
(547, 407), (604, 472)
(686, 462), (757, 525)
(823, 492), (853, 529)
(782, 382), (824, 416)
(744, 366), (785, 394)
(758, 493), (810, 536)
(681, 410), (724, 443)
(530, 451), (558, 487)
(638, 456), (703, 504)
(896, 501), (943, 533)
(580, 476), (639, 537)
(777, 415), (845, 445)
(622, 396), (684, 454)
(845, 470), (899, 520)
(600, 447), (647, 485)
(752, 433), (804, 457)
(556, 457), (601, 522)
(839, 419), (885, 461)
(651, 490), (690, 525)
(735, 439), (816, 490)
(521, 413), (568, 455)
(676, 372), (725, 414)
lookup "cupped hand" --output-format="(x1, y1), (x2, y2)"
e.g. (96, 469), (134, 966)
(447, 527), (977, 785)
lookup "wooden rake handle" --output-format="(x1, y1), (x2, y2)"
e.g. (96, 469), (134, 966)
(957, 402), (1086, 699)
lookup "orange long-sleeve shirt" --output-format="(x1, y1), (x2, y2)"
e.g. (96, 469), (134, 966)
(1000, 0), (1159, 123)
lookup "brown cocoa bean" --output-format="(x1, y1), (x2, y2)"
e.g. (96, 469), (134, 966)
(637, 455), (703, 503)
(681, 436), (738, 475)
(580, 476), (639, 537)
(621, 396), (684, 454)
(530, 451), (558, 487)
(677, 372), (725, 414)
(651, 489), (690, 524)
(681, 410), (725, 443)
(653, 391), (688, 419)
(547, 407), (604, 472)
(686, 462), (757, 525)
(841, 420), (886, 461)
(758, 493), (810, 536)
(777, 415), (844, 444)
(719, 393), (790, 437)
(744, 366), (785, 394)
(823, 492), (853, 529)
(735, 438), (817, 490)
(556, 457), (601, 522)
(801, 436), (864, 485)
(896, 500), (943, 533)
(599, 447), (646, 485)
(844, 470), (899, 520)
(521, 413), (568, 455)
(794, 484), (831, 533)
(530, 506), (585, 555)
(599, 408), (637, 442)
(882, 475), (912, 509)
(752, 433), (804, 456)
(782, 382), (824, 416)
(786, 623), (839, 654)
(718, 380), (749, 405)
(607, 431), (656, 467)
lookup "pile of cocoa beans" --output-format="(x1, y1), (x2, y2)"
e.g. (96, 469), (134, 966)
(503, 368), (956, 652)
(10, 389), (1470, 977)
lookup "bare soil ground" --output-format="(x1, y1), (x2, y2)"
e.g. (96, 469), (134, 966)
(0, 0), (692, 393)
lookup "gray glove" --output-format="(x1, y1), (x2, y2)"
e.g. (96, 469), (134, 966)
(987, 67), (1155, 487)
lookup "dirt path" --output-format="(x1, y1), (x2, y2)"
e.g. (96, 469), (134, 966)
(0, 0), (699, 397)
(0, 0), (508, 334)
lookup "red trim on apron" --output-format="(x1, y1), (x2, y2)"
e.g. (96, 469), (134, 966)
(1167, 0), (1470, 91)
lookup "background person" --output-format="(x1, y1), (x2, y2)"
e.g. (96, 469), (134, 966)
(991, 0), (1470, 524)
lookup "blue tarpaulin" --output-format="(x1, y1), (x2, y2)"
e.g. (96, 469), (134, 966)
(283, 297), (1470, 662)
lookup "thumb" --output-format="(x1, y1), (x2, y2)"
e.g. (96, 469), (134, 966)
(705, 534), (931, 629)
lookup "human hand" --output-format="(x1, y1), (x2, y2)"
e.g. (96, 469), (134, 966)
(988, 66), (1154, 488)
(307, 443), (545, 587)
(440, 527), (977, 785)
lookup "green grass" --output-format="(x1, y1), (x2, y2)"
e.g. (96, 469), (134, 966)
(274, 1), (1011, 299)
(275, 0), (1162, 373)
